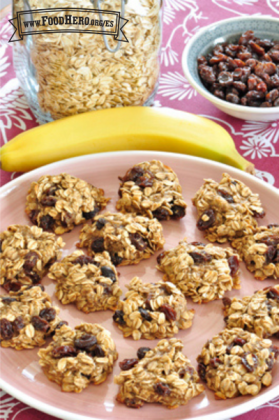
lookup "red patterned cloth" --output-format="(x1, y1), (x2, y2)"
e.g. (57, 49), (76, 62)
(0, 1), (279, 419)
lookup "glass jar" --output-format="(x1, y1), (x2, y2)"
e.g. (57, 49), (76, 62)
(13, 0), (162, 123)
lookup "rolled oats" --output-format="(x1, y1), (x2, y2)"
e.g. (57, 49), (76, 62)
(49, 250), (122, 313)
(0, 225), (64, 292)
(156, 240), (241, 303)
(0, 285), (61, 350)
(113, 277), (194, 340)
(15, 0), (161, 119)
(231, 224), (279, 280)
(223, 285), (279, 338)
(38, 323), (118, 392)
(116, 160), (187, 220)
(77, 212), (165, 266)
(114, 338), (204, 409)
(25, 173), (110, 234)
(192, 173), (265, 243)
(197, 328), (279, 400)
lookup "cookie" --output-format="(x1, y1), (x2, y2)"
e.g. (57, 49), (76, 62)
(77, 212), (165, 266)
(116, 160), (187, 220)
(192, 173), (265, 243)
(113, 277), (194, 340)
(157, 240), (240, 303)
(49, 251), (122, 313)
(25, 173), (110, 234)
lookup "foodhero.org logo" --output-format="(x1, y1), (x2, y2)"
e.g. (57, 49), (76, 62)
(9, 7), (128, 42)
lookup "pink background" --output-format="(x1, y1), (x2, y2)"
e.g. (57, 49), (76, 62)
(0, 1), (279, 419)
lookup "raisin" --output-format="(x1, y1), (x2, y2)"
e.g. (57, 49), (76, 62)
(113, 310), (126, 325)
(29, 209), (39, 225)
(52, 345), (78, 359)
(0, 318), (14, 340)
(266, 89), (279, 102)
(271, 345), (279, 359)
(39, 307), (56, 322)
(228, 255), (239, 277)
(258, 39), (274, 49)
(197, 55), (207, 65)
(213, 45), (224, 55)
(129, 233), (147, 252)
(74, 334), (97, 351)
(200, 66), (216, 83)
(241, 353), (258, 372)
(119, 358), (138, 371)
(218, 71), (233, 87)
(137, 347), (151, 360)
(213, 89), (225, 99)
(209, 54), (227, 65)
(222, 297), (232, 307)
(154, 382), (171, 396)
(270, 74), (279, 88)
(101, 266), (116, 283)
(55, 320), (68, 330)
(261, 102), (272, 107)
(217, 189), (234, 203)
(246, 90), (265, 101)
(13, 316), (24, 332)
(197, 363), (207, 381)
(96, 218), (107, 230)
(61, 211), (74, 227)
(239, 31), (255, 46)
(29, 272), (41, 284)
(219, 62), (229, 72)
(190, 241), (206, 246)
(233, 81), (247, 92)
(23, 251), (39, 273)
(1, 297), (17, 304)
(257, 81), (267, 93)
(110, 253), (123, 266)
(157, 251), (165, 265)
(268, 224), (279, 228)
(41, 196), (57, 207)
(124, 398), (143, 409)
(267, 287), (279, 301)
(234, 337), (247, 346)
(246, 59), (257, 70)
(152, 207), (169, 221)
(266, 246), (276, 263)
(197, 209), (216, 230)
(40, 215), (55, 231)
(120, 166), (144, 183)
(249, 41), (265, 56)
(252, 209), (265, 218)
(3, 282), (22, 292)
(74, 255), (94, 266)
(159, 304), (176, 321)
(209, 357), (222, 368)
(266, 355), (275, 371)
(189, 251), (213, 264)
(91, 237), (105, 253)
(91, 344), (105, 357)
(31, 316), (50, 332)
(261, 235), (279, 246)
(171, 205), (186, 220)
(82, 206), (100, 220)
(138, 307), (152, 322)
(269, 50), (279, 62)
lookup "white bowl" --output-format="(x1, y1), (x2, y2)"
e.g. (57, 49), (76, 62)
(182, 16), (279, 122)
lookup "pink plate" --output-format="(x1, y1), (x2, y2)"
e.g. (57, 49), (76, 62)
(0, 151), (278, 420)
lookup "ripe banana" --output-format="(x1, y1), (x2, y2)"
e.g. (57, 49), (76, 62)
(0, 107), (254, 173)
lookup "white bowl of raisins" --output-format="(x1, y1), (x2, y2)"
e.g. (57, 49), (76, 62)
(182, 16), (279, 121)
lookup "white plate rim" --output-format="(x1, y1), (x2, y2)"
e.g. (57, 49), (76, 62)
(0, 150), (278, 420)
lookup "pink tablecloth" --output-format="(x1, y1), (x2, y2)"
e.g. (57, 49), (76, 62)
(0, 1), (279, 419)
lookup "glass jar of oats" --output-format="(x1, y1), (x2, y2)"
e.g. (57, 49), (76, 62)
(12, 0), (162, 122)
